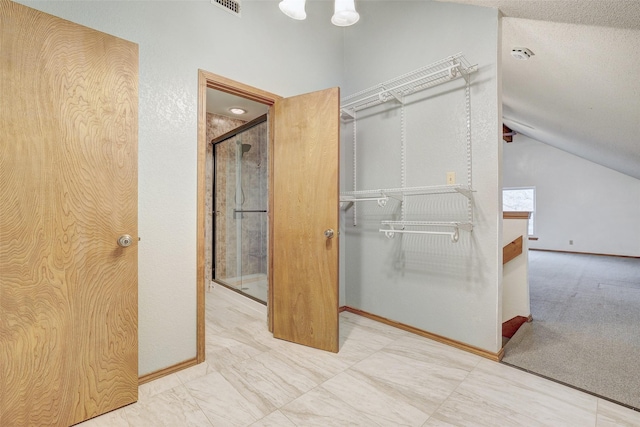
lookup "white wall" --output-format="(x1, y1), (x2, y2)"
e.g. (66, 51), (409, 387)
(341, 2), (502, 353)
(21, 0), (344, 376)
(503, 134), (640, 257)
(502, 217), (530, 322)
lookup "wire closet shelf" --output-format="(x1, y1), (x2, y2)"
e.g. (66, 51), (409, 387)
(339, 53), (477, 242)
(340, 53), (477, 118)
(340, 184), (473, 201)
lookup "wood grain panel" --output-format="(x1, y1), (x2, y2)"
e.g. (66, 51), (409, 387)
(138, 357), (198, 385)
(272, 88), (340, 352)
(196, 70), (209, 364)
(503, 211), (531, 219)
(0, 2), (138, 425)
(202, 70), (281, 105)
(268, 104), (276, 333)
(503, 235), (524, 265)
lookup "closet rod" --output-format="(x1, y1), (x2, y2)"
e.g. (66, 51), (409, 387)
(340, 196), (389, 207)
(379, 228), (460, 242)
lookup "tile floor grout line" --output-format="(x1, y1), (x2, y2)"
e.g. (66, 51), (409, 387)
(181, 381), (225, 427)
(309, 370), (391, 426)
(421, 354), (484, 424)
(426, 376), (464, 417)
(279, 409), (299, 427)
(312, 344), (433, 426)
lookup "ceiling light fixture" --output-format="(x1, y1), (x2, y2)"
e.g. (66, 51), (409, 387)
(331, 0), (360, 26)
(278, 0), (306, 20)
(511, 47), (534, 60)
(279, 0), (359, 26)
(229, 107), (247, 115)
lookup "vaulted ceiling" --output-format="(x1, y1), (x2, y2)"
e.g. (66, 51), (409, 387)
(439, 0), (640, 179)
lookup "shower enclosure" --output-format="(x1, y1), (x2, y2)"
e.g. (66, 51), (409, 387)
(213, 116), (268, 303)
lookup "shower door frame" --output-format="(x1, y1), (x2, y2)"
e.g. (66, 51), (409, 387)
(211, 114), (268, 303)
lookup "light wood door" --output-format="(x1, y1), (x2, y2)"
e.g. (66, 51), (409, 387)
(272, 87), (340, 352)
(0, 2), (138, 425)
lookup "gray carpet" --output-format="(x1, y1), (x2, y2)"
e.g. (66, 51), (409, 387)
(502, 250), (640, 410)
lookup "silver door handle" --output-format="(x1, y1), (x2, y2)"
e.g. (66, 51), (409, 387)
(118, 234), (133, 247)
(324, 229), (334, 239)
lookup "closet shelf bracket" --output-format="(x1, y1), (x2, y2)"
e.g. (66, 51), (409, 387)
(453, 186), (473, 199)
(385, 90), (404, 105)
(341, 108), (356, 120)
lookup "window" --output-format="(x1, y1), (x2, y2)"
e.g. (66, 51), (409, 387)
(503, 187), (535, 235)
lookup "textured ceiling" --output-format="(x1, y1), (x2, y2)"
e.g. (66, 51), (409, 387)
(439, 0), (640, 179)
(438, 0), (640, 30)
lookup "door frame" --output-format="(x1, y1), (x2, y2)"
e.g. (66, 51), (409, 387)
(196, 70), (281, 361)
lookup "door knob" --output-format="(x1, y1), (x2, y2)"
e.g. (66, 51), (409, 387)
(324, 229), (334, 239)
(118, 234), (133, 247)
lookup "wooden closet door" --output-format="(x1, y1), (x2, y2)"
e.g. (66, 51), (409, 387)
(271, 87), (340, 352)
(0, 1), (138, 425)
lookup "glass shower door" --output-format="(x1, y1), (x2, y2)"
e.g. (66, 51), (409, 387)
(213, 119), (268, 303)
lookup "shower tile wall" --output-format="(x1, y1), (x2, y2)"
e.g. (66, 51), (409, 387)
(206, 113), (245, 282)
(239, 122), (268, 277)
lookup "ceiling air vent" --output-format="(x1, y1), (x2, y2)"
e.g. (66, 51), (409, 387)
(211, 0), (241, 17)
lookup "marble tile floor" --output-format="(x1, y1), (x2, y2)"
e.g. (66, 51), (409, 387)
(79, 285), (640, 427)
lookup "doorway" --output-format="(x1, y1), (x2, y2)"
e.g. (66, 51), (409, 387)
(211, 114), (269, 303)
(196, 71), (341, 363)
(196, 71), (280, 362)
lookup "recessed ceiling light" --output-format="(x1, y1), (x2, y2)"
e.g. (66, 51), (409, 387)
(229, 107), (247, 115)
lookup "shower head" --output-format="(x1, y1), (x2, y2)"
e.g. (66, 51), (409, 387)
(241, 143), (252, 157)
